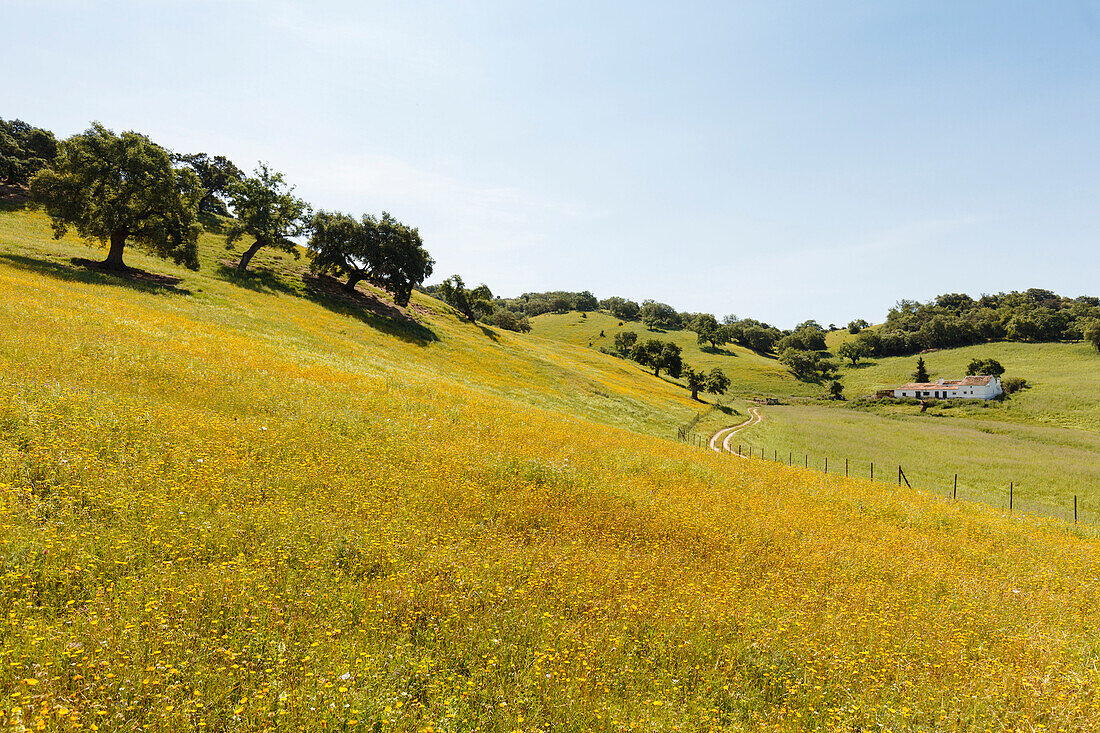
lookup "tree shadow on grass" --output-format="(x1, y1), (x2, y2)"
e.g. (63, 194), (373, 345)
(197, 212), (229, 234)
(0, 185), (30, 212)
(302, 273), (439, 346)
(0, 253), (191, 295)
(477, 324), (501, 343)
(844, 361), (877, 369)
(216, 261), (303, 297)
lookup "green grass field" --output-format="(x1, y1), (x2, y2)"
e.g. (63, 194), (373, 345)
(742, 403), (1100, 517)
(837, 340), (1100, 431)
(712, 339), (1100, 516)
(530, 310), (823, 400)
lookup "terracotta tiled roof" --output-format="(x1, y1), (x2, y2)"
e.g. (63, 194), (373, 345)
(898, 383), (957, 390)
(959, 375), (994, 386)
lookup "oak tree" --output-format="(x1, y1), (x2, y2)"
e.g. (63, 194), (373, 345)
(174, 152), (243, 216)
(226, 164), (312, 272)
(630, 338), (683, 378)
(310, 210), (434, 306)
(29, 122), (202, 270)
(437, 275), (494, 322)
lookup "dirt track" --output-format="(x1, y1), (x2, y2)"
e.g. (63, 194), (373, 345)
(708, 407), (763, 455)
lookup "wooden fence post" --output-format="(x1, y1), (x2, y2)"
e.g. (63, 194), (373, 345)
(845, 458), (848, 477)
(804, 454), (808, 468)
(738, 444), (741, 456)
(898, 465), (902, 486)
(824, 457), (828, 474)
(1009, 481), (1013, 513)
(1075, 495), (1078, 525)
(870, 462), (874, 481)
(953, 474), (957, 501)
(789, 451), (792, 466)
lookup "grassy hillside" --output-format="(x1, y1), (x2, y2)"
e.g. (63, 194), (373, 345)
(0, 209), (737, 441)
(722, 340), (1100, 513)
(6, 208), (1100, 730)
(530, 311), (823, 399)
(838, 340), (1100, 431)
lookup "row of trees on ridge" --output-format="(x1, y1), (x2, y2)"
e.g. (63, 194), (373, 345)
(8, 119), (434, 308)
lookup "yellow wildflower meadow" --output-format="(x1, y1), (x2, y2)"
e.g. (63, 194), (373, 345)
(2, 221), (1100, 731)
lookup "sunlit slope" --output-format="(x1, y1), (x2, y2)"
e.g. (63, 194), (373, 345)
(0, 209), (734, 440)
(4, 211), (1100, 730)
(531, 310), (821, 399)
(838, 340), (1100, 431)
(744, 403), (1100, 514)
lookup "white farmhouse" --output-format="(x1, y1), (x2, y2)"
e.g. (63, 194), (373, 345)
(893, 375), (1003, 400)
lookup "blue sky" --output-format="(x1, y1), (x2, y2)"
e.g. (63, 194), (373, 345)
(3, 1), (1099, 327)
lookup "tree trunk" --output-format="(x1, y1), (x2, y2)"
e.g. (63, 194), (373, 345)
(103, 230), (127, 270)
(653, 367), (661, 377)
(237, 240), (265, 271)
(691, 386), (699, 401)
(343, 273), (364, 293)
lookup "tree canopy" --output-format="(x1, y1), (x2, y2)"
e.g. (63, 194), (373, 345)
(640, 300), (682, 330)
(437, 275), (494, 322)
(601, 296), (640, 321)
(684, 365), (731, 400)
(836, 340), (870, 366)
(614, 330), (638, 356)
(310, 210), (434, 306)
(856, 289), (1100, 357)
(1087, 320), (1100, 354)
(174, 152), (243, 216)
(226, 164), (312, 272)
(630, 338), (683, 378)
(722, 318), (783, 354)
(29, 122), (202, 270)
(829, 380), (845, 400)
(777, 327), (827, 352)
(485, 308), (531, 333)
(692, 314), (731, 349)
(966, 358), (1005, 377)
(779, 348), (837, 382)
(1, 118), (58, 188)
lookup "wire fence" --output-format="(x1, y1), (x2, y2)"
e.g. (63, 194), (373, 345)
(677, 430), (1100, 531)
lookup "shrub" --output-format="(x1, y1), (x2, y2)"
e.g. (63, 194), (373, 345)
(488, 308), (531, 333)
(1002, 376), (1029, 394)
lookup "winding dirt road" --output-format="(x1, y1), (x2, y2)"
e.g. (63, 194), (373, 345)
(708, 406), (763, 455)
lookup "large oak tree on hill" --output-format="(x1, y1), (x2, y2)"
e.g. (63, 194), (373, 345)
(226, 164), (312, 272)
(630, 338), (683, 378)
(29, 122), (202, 270)
(683, 365), (730, 401)
(310, 210), (434, 306)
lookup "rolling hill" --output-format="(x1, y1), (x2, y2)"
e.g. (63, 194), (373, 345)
(4, 206), (1100, 730)
(530, 310), (823, 399)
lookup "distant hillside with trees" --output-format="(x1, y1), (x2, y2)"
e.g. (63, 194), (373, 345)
(856, 290), (1100, 357)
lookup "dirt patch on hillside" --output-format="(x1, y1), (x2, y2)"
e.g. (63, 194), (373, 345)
(303, 273), (420, 322)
